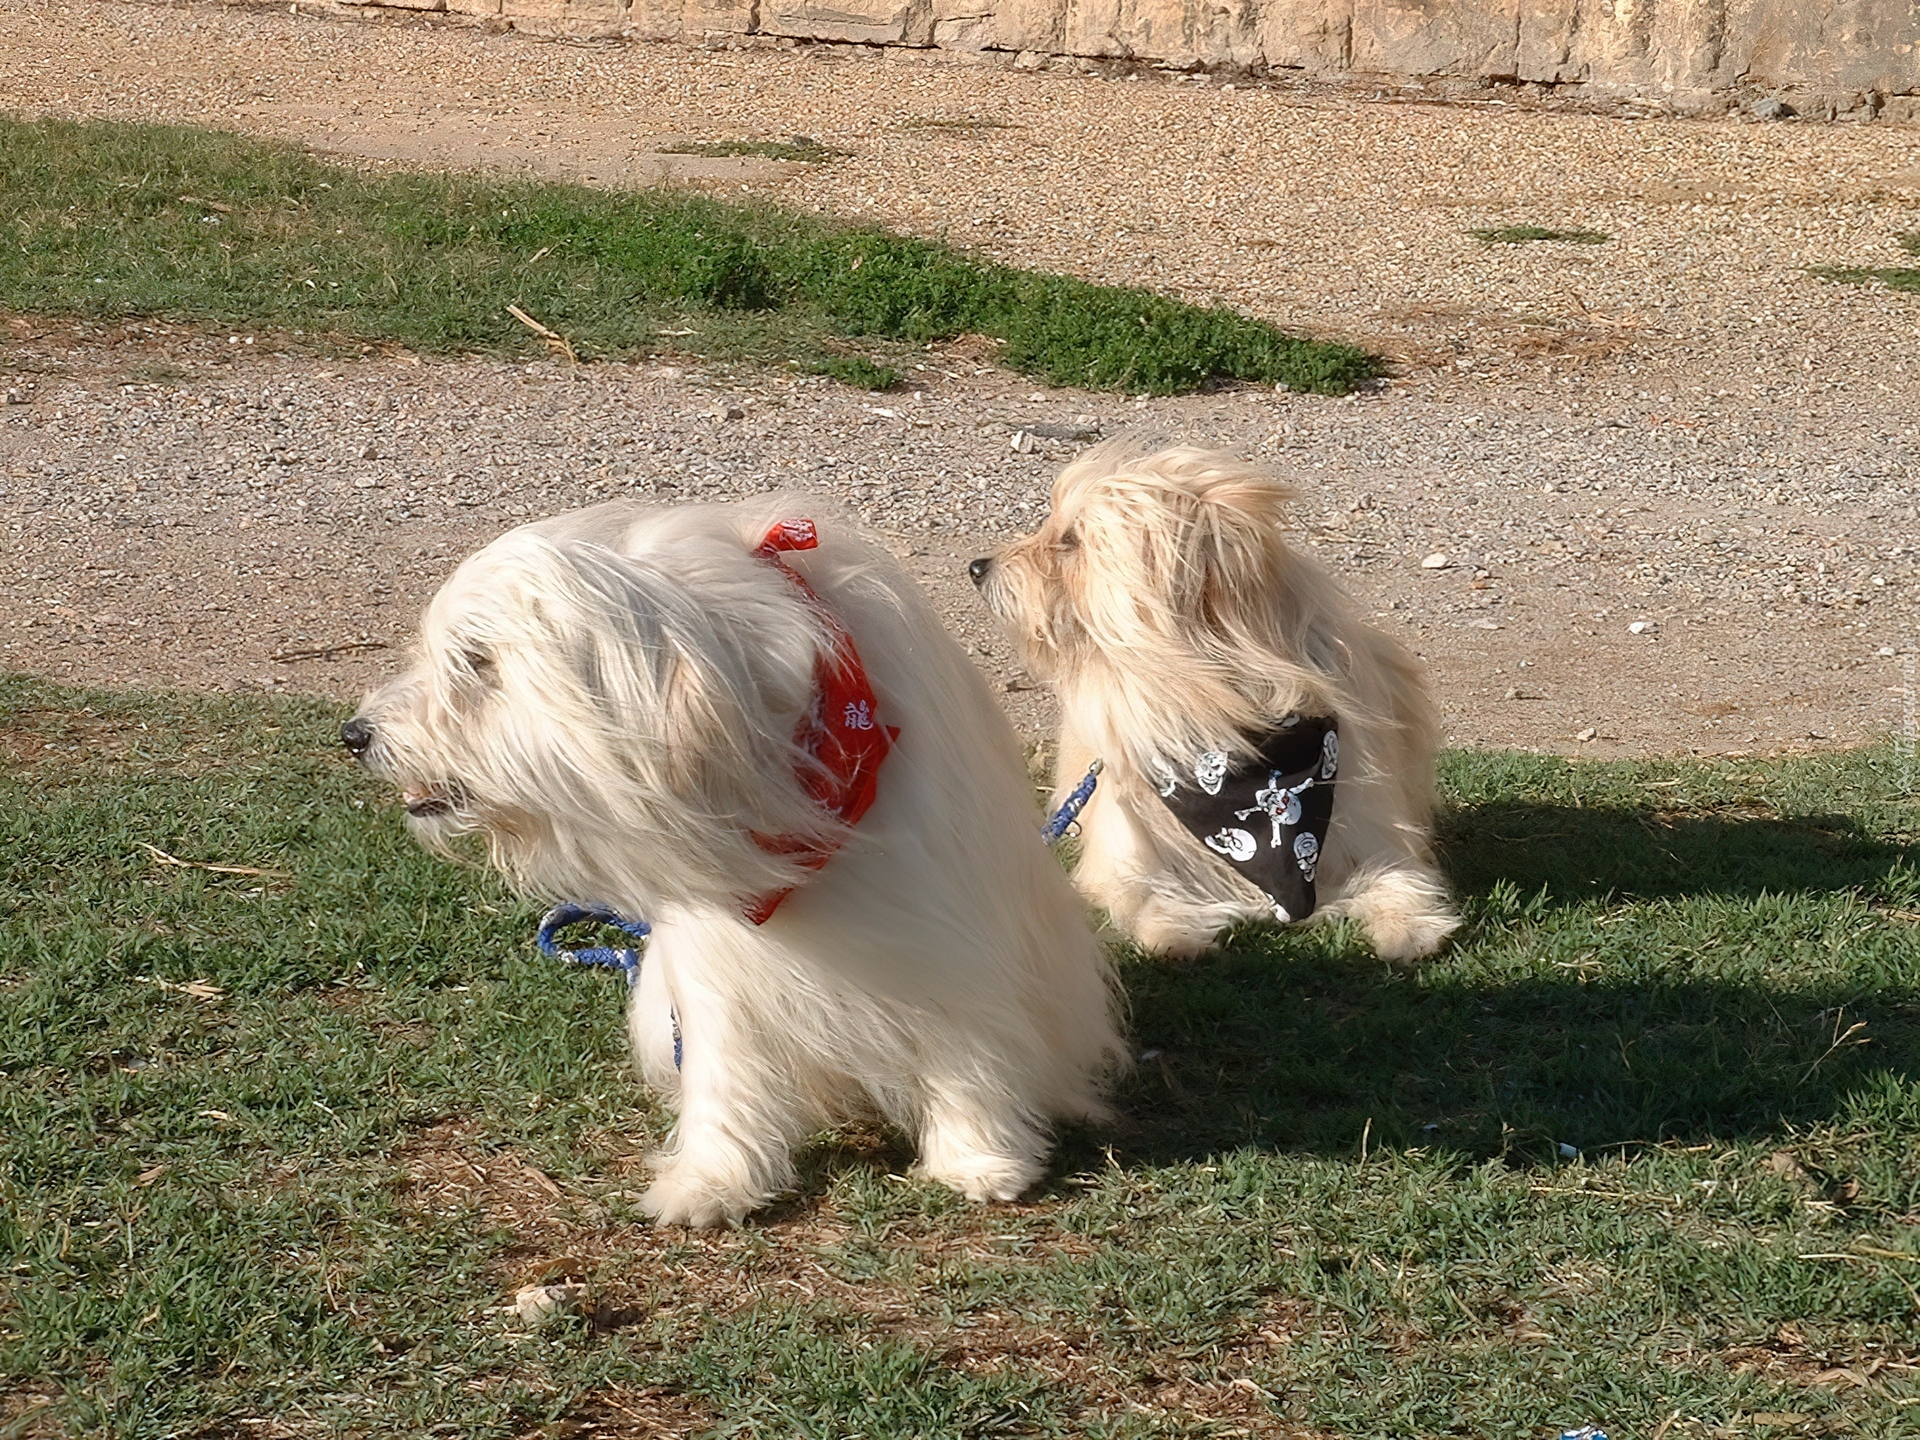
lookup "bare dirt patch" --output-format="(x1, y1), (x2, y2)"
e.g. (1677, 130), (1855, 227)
(382, 1117), (1326, 1433)
(4, 315), (1916, 759)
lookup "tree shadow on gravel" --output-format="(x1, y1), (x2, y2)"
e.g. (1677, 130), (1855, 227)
(1089, 803), (1920, 1171)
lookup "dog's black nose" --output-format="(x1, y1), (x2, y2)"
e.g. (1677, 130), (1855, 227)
(968, 557), (993, 586)
(340, 716), (376, 755)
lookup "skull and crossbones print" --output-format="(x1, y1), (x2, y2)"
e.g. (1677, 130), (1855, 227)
(1153, 715), (1339, 923)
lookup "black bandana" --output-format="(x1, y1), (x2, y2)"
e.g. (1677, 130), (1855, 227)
(1152, 715), (1338, 924)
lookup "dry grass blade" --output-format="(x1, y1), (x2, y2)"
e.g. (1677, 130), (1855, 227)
(137, 976), (225, 1001)
(506, 304), (578, 365)
(271, 640), (389, 663)
(140, 842), (289, 879)
(1800, 1019), (1871, 1084)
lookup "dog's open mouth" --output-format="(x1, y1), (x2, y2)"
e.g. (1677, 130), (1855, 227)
(401, 783), (460, 819)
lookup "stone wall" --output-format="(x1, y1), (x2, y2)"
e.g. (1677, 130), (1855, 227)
(337, 0), (1920, 116)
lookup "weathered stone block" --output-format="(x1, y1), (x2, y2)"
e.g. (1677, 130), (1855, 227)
(1348, 0), (1516, 77)
(988, 0), (1069, 50)
(682, 0), (758, 33)
(495, 0), (627, 26)
(762, 0), (922, 41)
(1255, 0), (1355, 71)
(929, 0), (997, 45)
(313, 0), (1920, 116)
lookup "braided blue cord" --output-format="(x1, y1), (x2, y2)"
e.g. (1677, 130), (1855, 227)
(1040, 760), (1103, 845)
(536, 902), (650, 988)
(536, 903), (678, 1069)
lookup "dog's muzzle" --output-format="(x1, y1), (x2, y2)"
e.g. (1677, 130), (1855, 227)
(401, 783), (460, 819)
(340, 715), (376, 756)
(967, 557), (993, 588)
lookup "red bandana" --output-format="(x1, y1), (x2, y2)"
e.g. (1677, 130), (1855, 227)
(743, 518), (899, 924)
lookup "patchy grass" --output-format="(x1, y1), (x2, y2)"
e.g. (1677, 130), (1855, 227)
(3, 673), (1919, 1438)
(1471, 226), (1611, 246)
(656, 136), (848, 163)
(1810, 232), (1920, 293)
(0, 113), (1376, 396)
(805, 354), (902, 390)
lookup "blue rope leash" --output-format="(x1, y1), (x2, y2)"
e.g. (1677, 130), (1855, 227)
(537, 763), (1103, 1072)
(536, 902), (650, 985)
(1040, 759), (1103, 846)
(536, 902), (678, 1069)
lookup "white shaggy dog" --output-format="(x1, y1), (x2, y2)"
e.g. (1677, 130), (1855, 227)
(345, 498), (1122, 1227)
(971, 445), (1460, 964)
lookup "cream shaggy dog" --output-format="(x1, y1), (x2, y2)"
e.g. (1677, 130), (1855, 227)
(345, 497), (1123, 1227)
(971, 445), (1460, 964)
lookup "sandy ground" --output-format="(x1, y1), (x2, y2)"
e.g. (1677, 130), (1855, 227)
(3, 0), (1920, 756)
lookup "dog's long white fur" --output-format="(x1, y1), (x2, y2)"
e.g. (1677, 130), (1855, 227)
(353, 498), (1123, 1226)
(976, 445), (1461, 963)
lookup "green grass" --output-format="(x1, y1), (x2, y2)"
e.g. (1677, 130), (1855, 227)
(1471, 226), (1611, 246)
(4, 674), (1920, 1438)
(0, 114), (1376, 396)
(1811, 233), (1920, 293)
(806, 354), (902, 390)
(656, 136), (848, 163)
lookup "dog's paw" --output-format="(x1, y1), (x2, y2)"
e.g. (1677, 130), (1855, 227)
(1128, 904), (1225, 960)
(1366, 907), (1461, 966)
(637, 1168), (760, 1229)
(915, 1151), (1043, 1204)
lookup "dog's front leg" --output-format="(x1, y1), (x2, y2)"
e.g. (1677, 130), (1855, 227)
(634, 925), (811, 1227)
(914, 1081), (1050, 1203)
(1072, 779), (1247, 958)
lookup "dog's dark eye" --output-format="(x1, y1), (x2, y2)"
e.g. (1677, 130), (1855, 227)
(462, 649), (497, 682)
(1057, 528), (1080, 551)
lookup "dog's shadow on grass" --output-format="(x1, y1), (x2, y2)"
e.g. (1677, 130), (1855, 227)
(1085, 802), (1920, 1171)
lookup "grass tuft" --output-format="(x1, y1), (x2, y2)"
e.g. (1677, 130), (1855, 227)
(0, 114), (1376, 396)
(4, 674), (1920, 1436)
(806, 355), (901, 390)
(656, 135), (848, 163)
(1811, 232), (1920, 292)
(1472, 225), (1611, 245)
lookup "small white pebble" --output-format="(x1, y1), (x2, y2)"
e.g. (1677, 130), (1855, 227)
(515, 1282), (586, 1323)
(1420, 552), (1451, 569)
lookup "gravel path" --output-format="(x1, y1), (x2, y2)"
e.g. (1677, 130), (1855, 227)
(3, 0), (1920, 757)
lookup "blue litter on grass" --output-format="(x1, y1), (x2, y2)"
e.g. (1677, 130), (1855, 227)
(1558, 1427), (1608, 1440)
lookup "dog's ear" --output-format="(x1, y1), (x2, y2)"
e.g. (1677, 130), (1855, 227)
(1178, 469), (1299, 640)
(1079, 460), (1298, 645)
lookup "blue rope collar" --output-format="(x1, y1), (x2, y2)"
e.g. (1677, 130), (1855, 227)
(537, 761), (1103, 1068)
